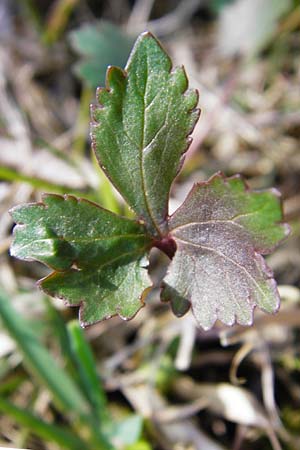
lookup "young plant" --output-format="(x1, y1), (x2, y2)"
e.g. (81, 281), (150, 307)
(10, 32), (289, 330)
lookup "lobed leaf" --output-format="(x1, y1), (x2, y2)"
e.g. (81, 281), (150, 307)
(10, 194), (152, 324)
(91, 31), (199, 236)
(162, 173), (289, 330)
(42, 256), (150, 326)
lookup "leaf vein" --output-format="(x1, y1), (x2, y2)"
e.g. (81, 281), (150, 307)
(175, 237), (268, 300)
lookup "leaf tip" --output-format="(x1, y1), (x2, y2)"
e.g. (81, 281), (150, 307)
(134, 30), (159, 46)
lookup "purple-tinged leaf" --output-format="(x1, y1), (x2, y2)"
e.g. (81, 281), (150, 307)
(162, 173), (290, 330)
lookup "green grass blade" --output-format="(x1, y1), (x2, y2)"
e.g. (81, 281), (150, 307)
(91, 151), (121, 214)
(67, 320), (108, 422)
(0, 288), (89, 415)
(0, 396), (88, 450)
(45, 297), (77, 370)
(0, 374), (25, 395)
(0, 166), (94, 199)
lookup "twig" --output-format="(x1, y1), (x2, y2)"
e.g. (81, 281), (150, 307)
(127, 0), (156, 32)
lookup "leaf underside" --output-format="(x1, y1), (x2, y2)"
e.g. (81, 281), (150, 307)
(162, 173), (289, 330)
(91, 31), (199, 237)
(10, 194), (152, 324)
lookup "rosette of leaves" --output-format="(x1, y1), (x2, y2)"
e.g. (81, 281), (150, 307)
(10, 32), (289, 330)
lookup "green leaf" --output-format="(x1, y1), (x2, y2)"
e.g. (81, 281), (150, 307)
(107, 414), (143, 446)
(10, 194), (152, 324)
(162, 173), (289, 330)
(91, 32), (199, 236)
(42, 256), (150, 325)
(69, 21), (135, 88)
